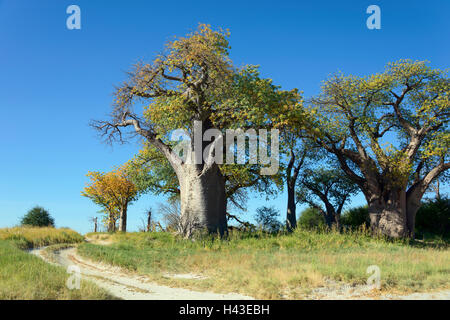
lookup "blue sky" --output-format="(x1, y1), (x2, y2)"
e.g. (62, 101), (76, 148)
(0, 0), (448, 233)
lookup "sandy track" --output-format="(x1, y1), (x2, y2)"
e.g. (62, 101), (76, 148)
(31, 247), (254, 300)
(30, 247), (449, 300)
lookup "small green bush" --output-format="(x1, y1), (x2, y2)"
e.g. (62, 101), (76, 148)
(297, 207), (325, 229)
(21, 206), (55, 227)
(415, 198), (450, 238)
(341, 205), (370, 229)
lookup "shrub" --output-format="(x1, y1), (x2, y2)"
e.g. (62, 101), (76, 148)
(341, 205), (370, 229)
(415, 198), (450, 238)
(297, 207), (325, 229)
(21, 206), (55, 227)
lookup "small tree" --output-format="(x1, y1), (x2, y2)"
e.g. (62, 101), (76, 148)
(297, 168), (358, 229)
(158, 200), (182, 233)
(21, 206), (55, 227)
(254, 206), (282, 233)
(82, 165), (139, 232)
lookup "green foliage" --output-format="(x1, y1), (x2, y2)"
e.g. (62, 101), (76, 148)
(297, 168), (359, 221)
(341, 206), (370, 229)
(21, 206), (55, 227)
(254, 206), (282, 233)
(415, 198), (450, 238)
(303, 60), (449, 223)
(297, 207), (325, 229)
(108, 24), (304, 211)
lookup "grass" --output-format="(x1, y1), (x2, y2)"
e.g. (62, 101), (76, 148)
(78, 228), (450, 299)
(0, 226), (84, 249)
(0, 227), (114, 300)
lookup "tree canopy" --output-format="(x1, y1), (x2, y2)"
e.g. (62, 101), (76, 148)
(82, 165), (139, 232)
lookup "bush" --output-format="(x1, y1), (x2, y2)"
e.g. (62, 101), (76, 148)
(415, 198), (450, 238)
(297, 207), (325, 229)
(341, 205), (370, 229)
(21, 206), (55, 227)
(254, 206), (282, 233)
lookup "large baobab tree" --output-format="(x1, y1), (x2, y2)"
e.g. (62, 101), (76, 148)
(93, 24), (300, 237)
(304, 60), (449, 238)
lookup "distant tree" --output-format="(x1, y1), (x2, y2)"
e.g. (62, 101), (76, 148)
(89, 217), (98, 233)
(158, 200), (182, 232)
(254, 206), (282, 233)
(297, 168), (358, 229)
(145, 208), (152, 232)
(21, 206), (55, 227)
(82, 165), (139, 232)
(297, 207), (325, 229)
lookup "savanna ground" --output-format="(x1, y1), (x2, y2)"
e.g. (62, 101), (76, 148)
(79, 229), (450, 299)
(1, 226), (448, 300)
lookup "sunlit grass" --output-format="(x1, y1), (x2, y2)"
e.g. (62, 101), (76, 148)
(0, 227), (113, 300)
(0, 226), (84, 249)
(77, 228), (450, 299)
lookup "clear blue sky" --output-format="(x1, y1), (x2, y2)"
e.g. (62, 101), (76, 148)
(0, 0), (448, 234)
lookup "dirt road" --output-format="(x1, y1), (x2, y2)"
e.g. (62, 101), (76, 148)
(31, 247), (449, 300)
(31, 247), (254, 300)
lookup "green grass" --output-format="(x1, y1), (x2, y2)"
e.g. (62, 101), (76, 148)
(0, 227), (114, 300)
(77, 229), (450, 299)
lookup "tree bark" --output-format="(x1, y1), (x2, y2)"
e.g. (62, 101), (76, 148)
(286, 184), (297, 232)
(366, 190), (408, 238)
(178, 163), (227, 237)
(118, 204), (128, 232)
(108, 214), (116, 232)
(146, 210), (152, 232)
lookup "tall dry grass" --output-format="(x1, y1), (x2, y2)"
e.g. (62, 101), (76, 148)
(0, 226), (84, 249)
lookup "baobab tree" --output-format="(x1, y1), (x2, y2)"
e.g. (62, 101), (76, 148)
(304, 60), (449, 238)
(93, 24), (300, 237)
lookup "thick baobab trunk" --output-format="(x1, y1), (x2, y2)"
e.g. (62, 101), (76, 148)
(178, 164), (227, 237)
(118, 204), (128, 232)
(367, 190), (408, 238)
(286, 185), (297, 232)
